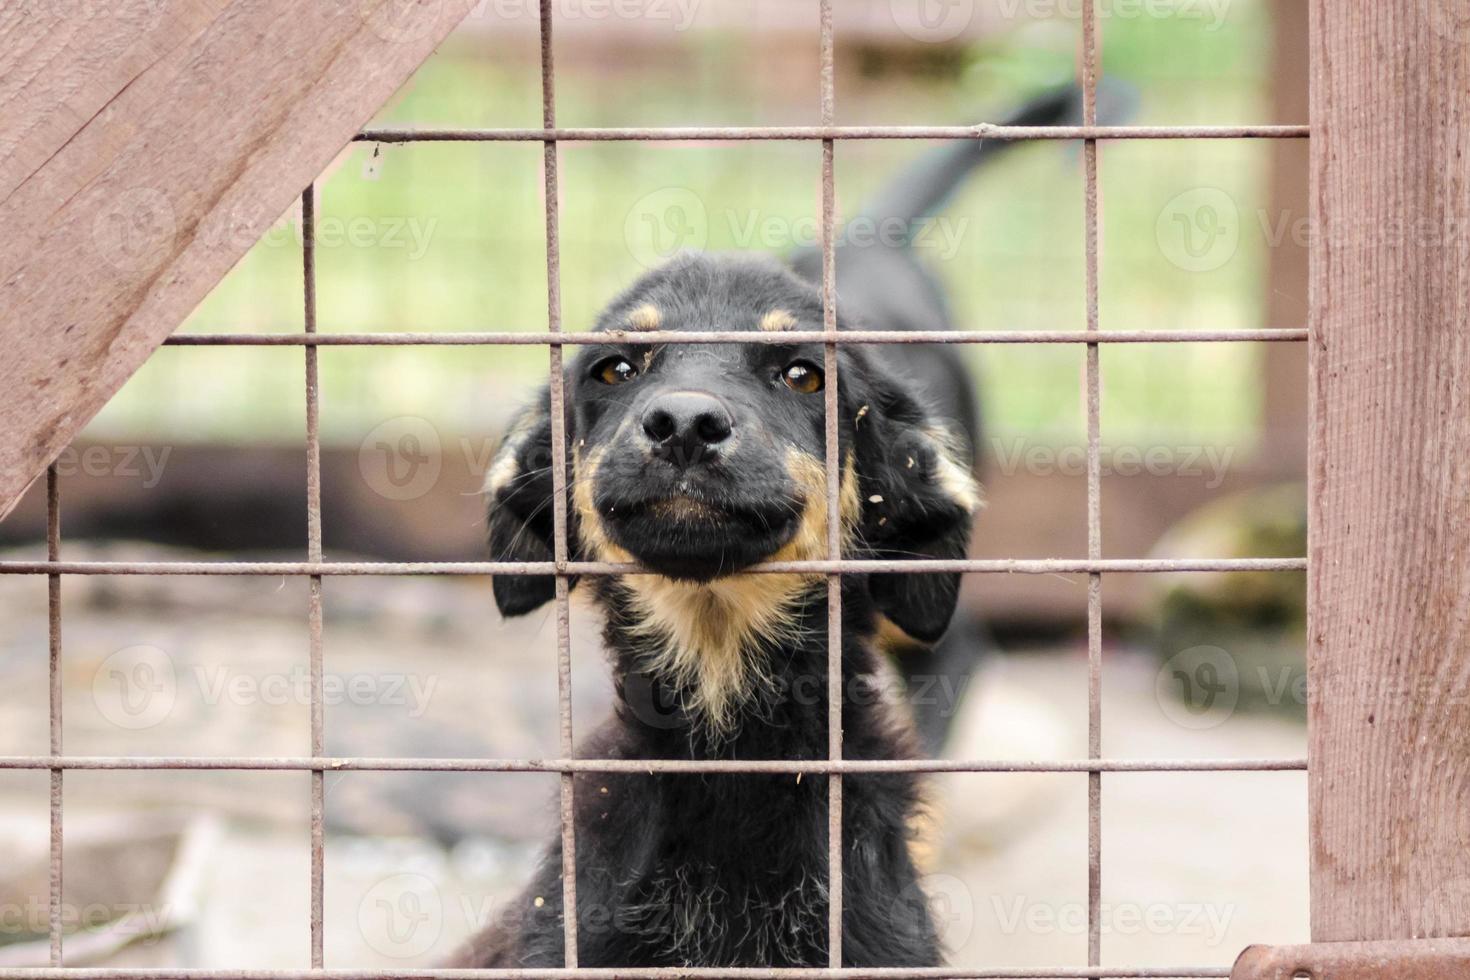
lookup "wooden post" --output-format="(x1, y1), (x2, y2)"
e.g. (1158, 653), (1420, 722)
(1309, 0), (1470, 943)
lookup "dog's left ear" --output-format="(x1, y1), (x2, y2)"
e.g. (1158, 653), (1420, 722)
(483, 386), (565, 617)
(851, 373), (980, 643)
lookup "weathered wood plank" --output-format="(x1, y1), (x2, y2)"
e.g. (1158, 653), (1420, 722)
(1309, 0), (1470, 942)
(0, 0), (477, 514)
(0, 0), (221, 204)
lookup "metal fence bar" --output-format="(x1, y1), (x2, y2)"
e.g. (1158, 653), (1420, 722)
(355, 123), (1307, 143)
(161, 329), (1308, 346)
(535, 0), (578, 967)
(302, 184), (326, 970)
(1080, 3), (1105, 975)
(46, 464), (62, 968)
(816, 0), (842, 966)
(0, 557), (1309, 576)
(0, 968), (1231, 979)
(0, 756), (1309, 774)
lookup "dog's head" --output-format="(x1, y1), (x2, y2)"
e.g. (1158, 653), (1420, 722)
(485, 253), (979, 643)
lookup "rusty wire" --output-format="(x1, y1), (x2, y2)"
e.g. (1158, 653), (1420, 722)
(532, 0), (581, 966)
(161, 328), (1307, 346)
(46, 464), (62, 968)
(303, 183), (327, 970)
(14, 1), (1314, 977)
(0, 557), (1306, 576)
(355, 123), (1306, 142)
(1080, 1), (1105, 971)
(0, 756), (1307, 774)
(816, 0), (844, 967)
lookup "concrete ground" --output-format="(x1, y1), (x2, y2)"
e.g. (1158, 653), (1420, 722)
(0, 544), (1308, 974)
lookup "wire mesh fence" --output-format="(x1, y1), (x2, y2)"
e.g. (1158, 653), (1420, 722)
(0, 1), (1310, 977)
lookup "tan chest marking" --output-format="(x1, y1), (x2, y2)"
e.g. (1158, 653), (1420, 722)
(573, 445), (859, 733)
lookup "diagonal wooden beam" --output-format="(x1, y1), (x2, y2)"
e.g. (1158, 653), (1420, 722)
(0, 0), (478, 515)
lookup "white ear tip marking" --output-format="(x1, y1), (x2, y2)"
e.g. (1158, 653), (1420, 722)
(483, 455), (519, 495)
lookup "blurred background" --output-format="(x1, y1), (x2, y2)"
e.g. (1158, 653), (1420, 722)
(0, 0), (1310, 974)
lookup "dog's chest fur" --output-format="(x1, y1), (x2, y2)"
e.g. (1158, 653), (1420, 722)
(458, 582), (941, 970)
(580, 770), (833, 966)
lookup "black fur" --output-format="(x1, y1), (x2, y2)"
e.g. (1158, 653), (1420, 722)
(463, 86), (1109, 968)
(452, 577), (939, 968)
(485, 389), (560, 615)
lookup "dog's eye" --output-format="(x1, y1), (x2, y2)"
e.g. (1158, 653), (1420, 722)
(781, 361), (824, 394)
(593, 357), (639, 385)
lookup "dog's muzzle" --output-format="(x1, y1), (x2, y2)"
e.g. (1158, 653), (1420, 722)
(640, 390), (734, 469)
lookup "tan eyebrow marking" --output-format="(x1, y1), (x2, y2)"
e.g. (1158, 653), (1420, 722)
(759, 309), (798, 332)
(626, 304), (662, 331)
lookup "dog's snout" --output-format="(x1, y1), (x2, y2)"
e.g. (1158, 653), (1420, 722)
(641, 391), (733, 465)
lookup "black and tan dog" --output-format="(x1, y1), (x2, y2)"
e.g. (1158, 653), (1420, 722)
(457, 87), (1091, 970)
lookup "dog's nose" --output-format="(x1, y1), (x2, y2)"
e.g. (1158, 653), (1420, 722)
(641, 391), (733, 465)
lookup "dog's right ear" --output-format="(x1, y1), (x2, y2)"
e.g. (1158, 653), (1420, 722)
(849, 365), (980, 645)
(484, 387), (562, 616)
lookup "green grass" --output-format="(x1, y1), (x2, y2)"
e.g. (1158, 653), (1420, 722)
(88, 1), (1277, 451)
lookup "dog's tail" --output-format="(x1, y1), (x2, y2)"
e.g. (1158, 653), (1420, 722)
(854, 80), (1137, 244)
